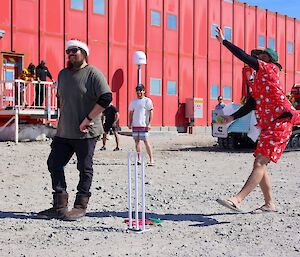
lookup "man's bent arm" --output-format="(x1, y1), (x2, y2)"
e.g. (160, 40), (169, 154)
(80, 92), (112, 133)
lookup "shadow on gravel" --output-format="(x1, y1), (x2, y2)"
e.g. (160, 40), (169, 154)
(0, 210), (247, 228)
(0, 211), (38, 219)
(86, 211), (239, 227)
(163, 146), (254, 153)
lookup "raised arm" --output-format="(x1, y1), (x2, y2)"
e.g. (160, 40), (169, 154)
(216, 27), (259, 71)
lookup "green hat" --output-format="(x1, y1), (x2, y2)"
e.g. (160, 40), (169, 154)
(263, 48), (278, 62)
(251, 49), (263, 58)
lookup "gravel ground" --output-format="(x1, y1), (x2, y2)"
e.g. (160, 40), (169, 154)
(0, 133), (299, 257)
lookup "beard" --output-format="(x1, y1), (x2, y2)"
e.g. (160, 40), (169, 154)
(73, 59), (84, 68)
(67, 55), (86, 69)
(70, 59), (84, 69)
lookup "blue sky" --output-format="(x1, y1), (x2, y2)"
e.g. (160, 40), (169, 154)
(239, 0), (300, 19)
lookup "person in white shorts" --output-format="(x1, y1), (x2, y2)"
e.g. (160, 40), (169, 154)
(128, 84), (154, 166)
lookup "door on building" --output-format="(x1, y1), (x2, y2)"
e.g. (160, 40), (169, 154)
(0, 53), (24, 109)
(1, 53), (23, 81)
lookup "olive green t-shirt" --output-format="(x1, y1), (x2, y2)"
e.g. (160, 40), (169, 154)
(56, 65), (111, 139)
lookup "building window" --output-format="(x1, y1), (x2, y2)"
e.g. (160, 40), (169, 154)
(223, 86), (232, 100)
(224, 26), (232, 41)
(210, 84), (219, 99)
(71, 0), (84, 11)
(268, 37), (275, 50)
(151, 11), (161, 26)
(258, 35), (265, 48)
(4, 70), (14, 80)
(224, 0), (233, 3)
(93, 0), (105, 15)
(167, 81), (177, 95)
(211, 24), (219, 38)
(167, 14), (177, 30)
(288, 42), (294, 54)
(150, 78), (161, 96)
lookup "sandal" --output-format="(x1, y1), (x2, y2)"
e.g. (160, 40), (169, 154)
(216, 198), (243, 212)
(251, 205), (277, 214)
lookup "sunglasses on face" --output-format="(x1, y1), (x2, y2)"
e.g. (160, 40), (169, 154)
(66, 47), (80, 54)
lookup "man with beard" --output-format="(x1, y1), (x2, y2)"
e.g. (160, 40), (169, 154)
(38, 39), (112, 221)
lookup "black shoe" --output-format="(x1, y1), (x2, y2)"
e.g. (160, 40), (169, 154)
(100, 146), (106, 151)
(113, 147), (120, 151)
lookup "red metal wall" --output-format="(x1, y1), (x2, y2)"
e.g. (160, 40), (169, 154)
(233, 2), (245, 104)
(1, 0), (300, 128)
(277, 14), (286, 90)
(88, 0), (109, 77)
(194, 0), (208, 125)
(163, 0), (178, 126)
(221, 0), (233, 106)
(65, 0), (87, 42)
(40, 0), (64, 80)
(207, 0), (221, 124)
(256, 7), (266, 49)
(266, 11), (276, 51)
(146, 0), (163, 126)
(128, 0), (146, 125)
(12, 0), (39, 66)
(244, 5), (256, 53)
(109, 0), (128, 125)
(0, 0), (11, 51)
(179, 0), (194, 126)
(286, 17), (295, 92)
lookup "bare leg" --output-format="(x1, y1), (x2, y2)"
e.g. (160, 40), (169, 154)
(143, 139), (154, 163)
(259, 170), (276, 210)
(134, 139), (141, 161)
(102, 133), (107, 147)
(229, 154), (270, 208)
(113, 131), (120, 149)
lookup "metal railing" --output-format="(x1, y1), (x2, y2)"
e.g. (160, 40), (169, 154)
(0, 80), (58, 143)
(0, 79), (58, 113)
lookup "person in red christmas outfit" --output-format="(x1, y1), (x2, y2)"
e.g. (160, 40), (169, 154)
(215, 26), (300, 213)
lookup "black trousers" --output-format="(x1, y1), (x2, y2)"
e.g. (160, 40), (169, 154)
(34, 83), (45, 107)
(47, 136), (98, 197)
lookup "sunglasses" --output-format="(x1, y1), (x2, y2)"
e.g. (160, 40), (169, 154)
(66, 47), (80, 54)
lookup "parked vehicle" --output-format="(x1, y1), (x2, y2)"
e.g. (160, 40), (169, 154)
(211, 104), (257, 150)
(212, 84), (300, 151)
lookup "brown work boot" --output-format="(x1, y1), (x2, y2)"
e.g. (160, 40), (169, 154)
(63, 194), (90, 221)
(37, 192), (68, 219)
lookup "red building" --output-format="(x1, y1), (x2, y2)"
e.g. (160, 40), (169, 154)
(0, 0), (299, 130)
